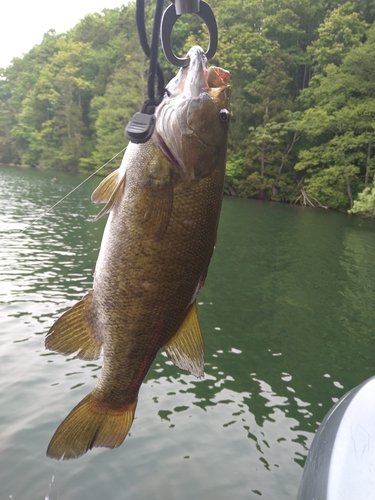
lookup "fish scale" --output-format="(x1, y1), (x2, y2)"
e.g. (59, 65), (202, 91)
(45, 46), (230, 460)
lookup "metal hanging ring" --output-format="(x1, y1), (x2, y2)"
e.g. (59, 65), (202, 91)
(161, 1), (218, 67)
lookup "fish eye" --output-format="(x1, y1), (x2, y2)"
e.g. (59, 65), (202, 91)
(219, 109), (230, 123)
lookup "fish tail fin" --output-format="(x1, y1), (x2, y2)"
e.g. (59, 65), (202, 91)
(47, 393), (137, 460)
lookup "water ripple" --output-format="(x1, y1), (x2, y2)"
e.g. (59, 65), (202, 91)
(1, 166), (374, 499)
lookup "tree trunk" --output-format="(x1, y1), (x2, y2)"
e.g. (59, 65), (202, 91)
(227, 184), (237, 196)
(339, 139), (354, 209)
(365, 141), (371, 185)
(279, 132), (300, 174)
(294, 179), (328, 208)
(260, 141), (265, 200)
(345, 171), (354, 209)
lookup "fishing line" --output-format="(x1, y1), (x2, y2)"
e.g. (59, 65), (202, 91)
(18, 147), (127, 236)
(11, 0), (164, 237)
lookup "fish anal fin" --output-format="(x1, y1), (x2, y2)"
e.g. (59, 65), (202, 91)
(45, 291), (102, 360)
(47, 393), (137, 460)
(91, 169), (126, 221)
(164, 301), (204, 378)
(143, 169), (173, 238)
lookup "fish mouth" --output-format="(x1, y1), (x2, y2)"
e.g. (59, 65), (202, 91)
(166, 46), (208, 98)
(155, 46), (230, 179)
(155, 48), (212, 174)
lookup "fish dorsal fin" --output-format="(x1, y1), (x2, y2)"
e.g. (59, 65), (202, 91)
(45, 291), (102, 360)
(91, 168), (126, 221)
(164, 301), (204, 378)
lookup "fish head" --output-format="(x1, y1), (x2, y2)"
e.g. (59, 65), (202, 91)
(155, 46), (230, 181)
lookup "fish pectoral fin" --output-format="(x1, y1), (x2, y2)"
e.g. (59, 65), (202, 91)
(45, 291), (102, 360)
(47, 393), (137, 460)
(92, 168), (120, 203)
(164, 301), (204, 378)
(91, 168), (126, 221)
(143, 169), (173, 238)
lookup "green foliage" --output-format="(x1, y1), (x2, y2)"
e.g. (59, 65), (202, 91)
(349, 182), (375, 217)
(304, 164), (360, 210)
(225, 154), (243, 185)
(308, 3), (368, 72)
(83, 37), (148, 171)
(296, 21), (375, 210)
(0, 0), (374, 215)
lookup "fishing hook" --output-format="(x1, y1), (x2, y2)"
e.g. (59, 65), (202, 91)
(161, 0), (218, 67)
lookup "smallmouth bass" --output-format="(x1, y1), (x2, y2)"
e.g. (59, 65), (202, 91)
(45, 46), (230, 460)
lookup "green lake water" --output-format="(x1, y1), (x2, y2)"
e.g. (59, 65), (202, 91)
(1, 164), (374, 499)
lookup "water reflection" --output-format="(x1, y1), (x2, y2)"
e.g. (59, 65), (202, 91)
(141, 359), (314, 498)
(1, 166), (374, 499)
(339, 227), (375, 340)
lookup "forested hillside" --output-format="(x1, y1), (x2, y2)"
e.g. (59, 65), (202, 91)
(1, 0), (375, 215)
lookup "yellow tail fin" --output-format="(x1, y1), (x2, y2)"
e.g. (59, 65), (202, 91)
(47, 393), (137, 460)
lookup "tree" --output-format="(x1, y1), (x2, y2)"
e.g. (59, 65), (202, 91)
(231, 49), (300, 201)
(308, 3), (368, 73)
(349, 182), (375, 218)
(1, 0), (374, 214)
(296, 22), (375, 210)
(0, 29), (61, 164)
(85, 38), (148, 171)
(11, 39), (94, 170)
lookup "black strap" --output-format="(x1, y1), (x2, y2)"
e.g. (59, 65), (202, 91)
(125, 0), (166, 143)
(136, 0), (166, 110)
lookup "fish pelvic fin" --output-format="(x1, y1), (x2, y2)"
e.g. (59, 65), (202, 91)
(164, 301), (204, 378)
(47, 393), (137, 460)
(45, 291), (102, 360)
(91, 168), (126, 221)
